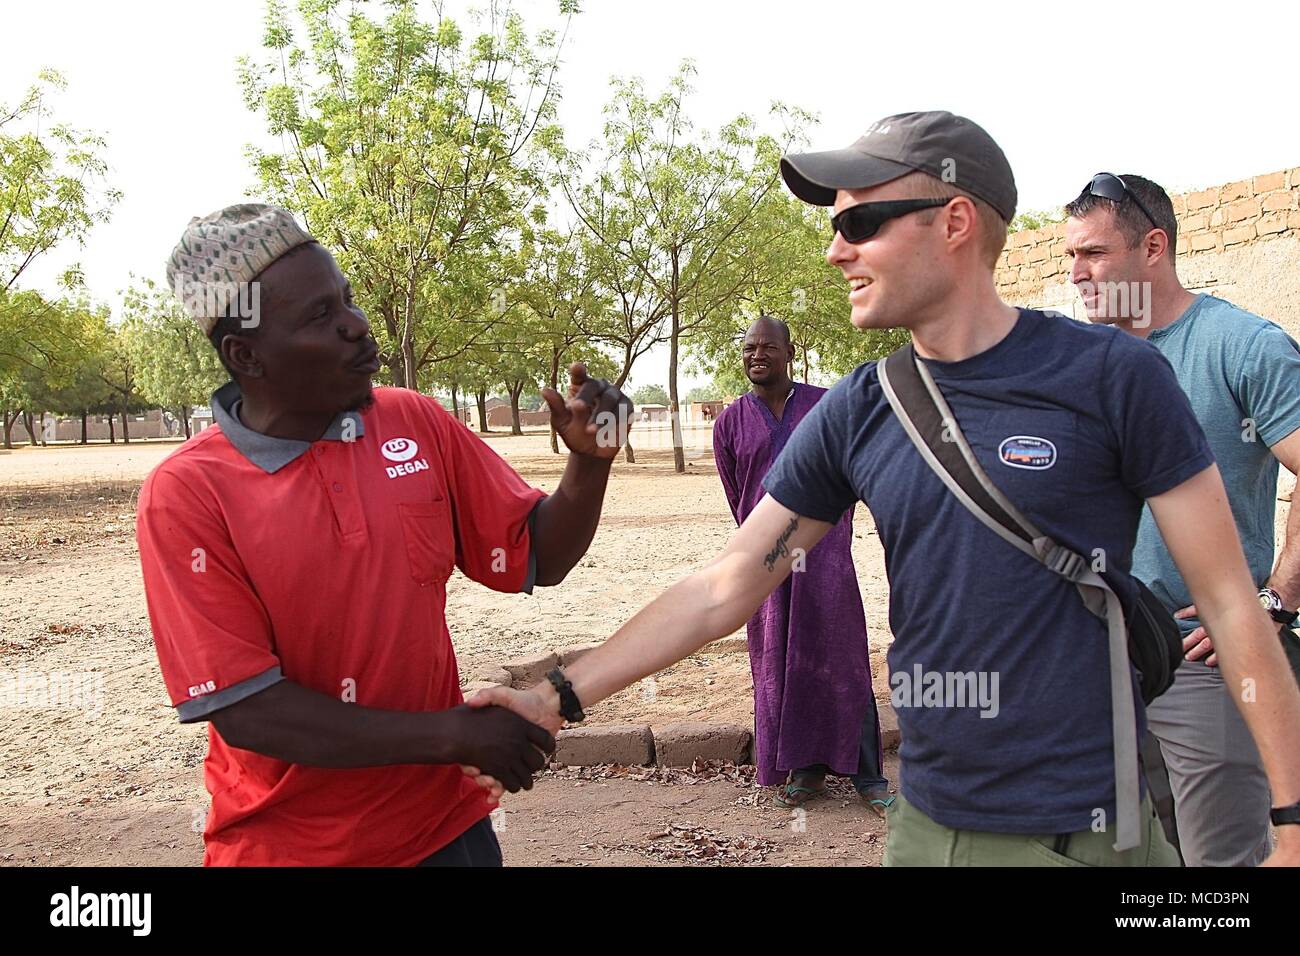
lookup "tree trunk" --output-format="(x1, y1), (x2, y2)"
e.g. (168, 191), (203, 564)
(549, 351), (561, 454)
(402, 337), (418, 390)
(23, 410), (37, 445)
(508, 382), (523, 436)
(179, 405), (192, 439)
(401, 287), (419, 390)
(121, 406), (131, 444)
(475, 389), (489, 433)
(80, 411), (88, 444)
(108, 414), (116, 444)
(383, 305), (405, 388)
(38, 411), (48, 446)
(616, 344), (636, 463)
(669, 260), (685, 474)
(450, 382), (459, 424)
(2, 408), (15, 449)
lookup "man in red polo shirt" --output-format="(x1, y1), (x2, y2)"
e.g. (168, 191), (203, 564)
(139, 204), (631, 866)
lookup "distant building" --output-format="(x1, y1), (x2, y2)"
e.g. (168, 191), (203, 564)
(452, 397), (551, 429)
(689, 400), (727, 422)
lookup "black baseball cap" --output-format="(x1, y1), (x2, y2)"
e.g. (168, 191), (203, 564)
(780, 110), (1017, 222)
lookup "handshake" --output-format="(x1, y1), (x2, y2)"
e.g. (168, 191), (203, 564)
(451, 686), (563, 801)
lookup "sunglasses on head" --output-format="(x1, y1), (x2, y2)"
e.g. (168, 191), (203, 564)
(830, 198), (953, 244)
(1082, 173), (1159, 230)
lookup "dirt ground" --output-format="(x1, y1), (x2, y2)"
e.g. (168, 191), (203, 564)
(0, 429), (897, 867)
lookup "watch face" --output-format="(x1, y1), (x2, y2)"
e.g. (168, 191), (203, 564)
(1259, 589), (1281, 612)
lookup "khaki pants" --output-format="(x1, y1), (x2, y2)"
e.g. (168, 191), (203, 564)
(1145, 660), (1272, 867)
(882, 791), (1181, 867)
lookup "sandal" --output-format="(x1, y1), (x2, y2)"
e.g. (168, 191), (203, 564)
(772, 772), (827, 809)
(860, 787), (896, 818)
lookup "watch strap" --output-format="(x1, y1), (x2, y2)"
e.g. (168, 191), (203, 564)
(1270, 802), (1300, 826)
(545, 668), (585, 724)
(1259, 587), (1298, 626)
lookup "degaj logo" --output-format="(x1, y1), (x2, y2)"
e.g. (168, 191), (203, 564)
(998, 435), (1057, 470)
(381, 436), (429, 479)
(381, 437), (419, 462)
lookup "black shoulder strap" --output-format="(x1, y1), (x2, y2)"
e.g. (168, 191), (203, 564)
(879, 344), (1039, 552)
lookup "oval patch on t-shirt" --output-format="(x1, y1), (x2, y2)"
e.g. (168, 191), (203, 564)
(998, 435), (1057, 470)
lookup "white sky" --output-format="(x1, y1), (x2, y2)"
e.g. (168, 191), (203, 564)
(6, 0), (1297, 394)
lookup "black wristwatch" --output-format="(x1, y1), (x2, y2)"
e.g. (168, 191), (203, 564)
(1257, 587), (1298, 627)
(545, 668), (585, 724)
(1270, 801), (1300, 826)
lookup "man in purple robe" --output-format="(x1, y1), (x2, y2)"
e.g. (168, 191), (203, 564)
(712, 315), (890, 813)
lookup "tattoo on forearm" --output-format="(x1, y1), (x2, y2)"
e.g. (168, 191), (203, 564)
(763, 517), (800, 572)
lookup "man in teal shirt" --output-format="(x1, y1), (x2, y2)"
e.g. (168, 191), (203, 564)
(1066, 172), (1300, 866)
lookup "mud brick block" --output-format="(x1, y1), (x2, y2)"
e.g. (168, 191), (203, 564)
(468, 666), (512, 687)
(501, 651), (560, 688)
(701, 636), (747, 655)
(880, 702), (901, 752)
(554, 724), (654, 766)
(653, 722), (752, 767)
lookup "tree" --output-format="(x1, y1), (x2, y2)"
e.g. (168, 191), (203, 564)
(691, 188), (907, 387)
(1009, 208), (1064, 233)
(0, 295), (106, 447)
(122, 277), (227, 438)
(240, 0), (576, 390)
(97, 320), (144, 444)
(630, 383), (669, 406)
(41, 301), (113, 444)
(516, 227), (608, 452)
(0, 70), (119, 375)
(563, 62), (801, 472)
(685, 377), (741, 403)
(568, 227), (668, 463)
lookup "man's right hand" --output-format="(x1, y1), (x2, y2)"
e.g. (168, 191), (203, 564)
(439, 704), (554, 793)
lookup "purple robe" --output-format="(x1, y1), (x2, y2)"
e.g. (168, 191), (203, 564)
(713, 384), (875, 786)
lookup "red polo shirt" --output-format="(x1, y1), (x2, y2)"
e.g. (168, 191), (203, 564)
(136, 384), (545, 866)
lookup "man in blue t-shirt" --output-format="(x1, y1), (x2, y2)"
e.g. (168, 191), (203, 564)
(1065, 173), (1300, 866)
(467, 112), (1300, 867)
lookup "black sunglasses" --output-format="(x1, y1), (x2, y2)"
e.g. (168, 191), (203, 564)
(1083, 173), (1159, 230)
(830, 198), (953, 244)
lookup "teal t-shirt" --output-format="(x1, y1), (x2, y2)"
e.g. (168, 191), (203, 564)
(1131, 294), (1300, 632)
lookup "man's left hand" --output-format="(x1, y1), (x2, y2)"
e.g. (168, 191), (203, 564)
(543, 362), (633, 460)
(1176, 604), (1217, 667)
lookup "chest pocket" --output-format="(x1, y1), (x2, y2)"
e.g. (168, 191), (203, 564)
(967, 408), (1078, 522)
(399, 499), (455, 586)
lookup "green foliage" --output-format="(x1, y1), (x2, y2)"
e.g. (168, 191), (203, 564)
(689, 189), (907, 387)
(1009, 208), (1064, 233)
(0, 70), (120, 294)
(121, 276), (227, 414)
(0, 71), (120, 391)
(630, 384), (669, 406)
(240, 0), (575, 389)
(562, 61), (810, 470)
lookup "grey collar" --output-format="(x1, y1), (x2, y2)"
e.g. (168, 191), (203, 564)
(211, 381), (365, 474)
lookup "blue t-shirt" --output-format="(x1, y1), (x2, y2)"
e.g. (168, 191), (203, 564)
(763, 309), (1213, 834)
(1132, 294), (1300, 631)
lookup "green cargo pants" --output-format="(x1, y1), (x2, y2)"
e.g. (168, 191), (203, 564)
(882, 791), (1181, 866)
